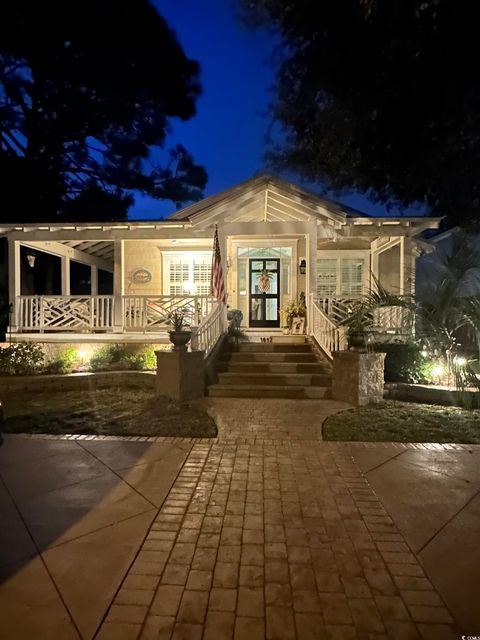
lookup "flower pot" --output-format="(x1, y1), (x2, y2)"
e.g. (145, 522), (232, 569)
(168, 330), (192, 350)
(348, 332), (368, 351)
(282, 327), (290, 335)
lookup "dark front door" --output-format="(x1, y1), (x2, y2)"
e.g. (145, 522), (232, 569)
(249, 258), (280, 328)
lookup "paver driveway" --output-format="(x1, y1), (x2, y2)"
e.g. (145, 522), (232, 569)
(1, 397), (478, 639)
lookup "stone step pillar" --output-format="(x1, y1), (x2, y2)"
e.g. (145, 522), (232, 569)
(155, 349), (205, 401)
(332, 351), (386, 406)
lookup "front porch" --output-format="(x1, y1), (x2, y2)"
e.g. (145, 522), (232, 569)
(2, 176), (440, 355)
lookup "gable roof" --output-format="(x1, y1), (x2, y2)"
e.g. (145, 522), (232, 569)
(169, 174), (356, 226)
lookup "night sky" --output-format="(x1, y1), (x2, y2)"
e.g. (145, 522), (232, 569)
(130, 0), (424, 220)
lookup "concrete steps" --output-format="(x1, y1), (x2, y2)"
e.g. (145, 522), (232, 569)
(222, 352), (318, 363)
(218, 372), (332, 387)
(208, 339), (332, 399)
(208, 384), (330, 399)
(217, 362), (330, 374)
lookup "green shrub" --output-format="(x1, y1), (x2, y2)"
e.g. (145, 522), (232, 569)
(373, 342), (433, 384)
(44, 347), (79, 375)
(0, 342), (45, 375)
(89, 344), (156, 371)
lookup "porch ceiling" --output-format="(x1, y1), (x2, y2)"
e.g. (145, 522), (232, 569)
(63, 240), (114, 261)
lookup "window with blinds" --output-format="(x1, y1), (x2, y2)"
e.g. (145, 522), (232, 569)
(193, 261), (212, 295)
(316, 256), (366, 297)
(165, 253), (212, 295)
(340, 259), (364, 296)
(317, 259), (337, 296)
(169, 261), (190, 295)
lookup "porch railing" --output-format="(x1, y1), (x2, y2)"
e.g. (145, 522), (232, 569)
(15, 294), (214, 333)
(191, 302), (228, 357)
(123, 295), (214, 331)
(309, 295), (347, 358)
(17, 295), (114, 331)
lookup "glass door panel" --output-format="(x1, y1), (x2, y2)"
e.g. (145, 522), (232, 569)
(249, 258), (280, 328)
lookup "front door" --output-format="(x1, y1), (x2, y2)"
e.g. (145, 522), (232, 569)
(249, 258), (280, 328)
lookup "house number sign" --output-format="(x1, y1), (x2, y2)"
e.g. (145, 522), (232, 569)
(132, 269), (152, 284)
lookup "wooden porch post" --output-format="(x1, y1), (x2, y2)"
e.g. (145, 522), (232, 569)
(61, 256), (71, 295)
(401, 236), (415, 297)
(91, 265), (98, 295)
(8, 238), (21, 331)
(306, 222), (317, 333)
(113, 239), (124, 331)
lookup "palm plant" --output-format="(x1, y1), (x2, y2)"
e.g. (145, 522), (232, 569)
(417, 231), (480, 401)
(340, 276), (414, 347)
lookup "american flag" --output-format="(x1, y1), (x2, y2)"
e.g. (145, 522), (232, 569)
(211, 225), (226, 303)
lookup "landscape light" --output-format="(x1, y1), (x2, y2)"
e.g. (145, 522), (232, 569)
(431, 363), (444, 378)
(453, 356), (467, 366)
(421, 350), (428, 357)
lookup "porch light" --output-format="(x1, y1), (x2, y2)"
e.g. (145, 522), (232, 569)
(26, 250), (36, 268)
(299, 259), (306, 275)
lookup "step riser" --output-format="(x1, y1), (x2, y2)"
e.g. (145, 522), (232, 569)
(222, 353), (317, 363)
(218, 373), (331, 387)
(208, 386), (330, 399)
(218, 363), (331, 374)
(235, 344), (312, 353)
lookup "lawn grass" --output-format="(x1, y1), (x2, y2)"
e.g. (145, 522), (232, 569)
(1, 388), (217, 438)
(323, 400), (480, 443)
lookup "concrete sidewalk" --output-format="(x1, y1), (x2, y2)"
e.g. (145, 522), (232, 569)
(0, 398), (479, 639)
(352, 443), (480, 633)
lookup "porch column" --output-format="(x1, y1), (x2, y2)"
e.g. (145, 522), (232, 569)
(306, 222), (317, 333)
(113, 239), (124, 331)
(400, 237), (415, 296)
(61, 256), (71, 295)
(91, 265), (98, 296)
(8, 239), (21, 331)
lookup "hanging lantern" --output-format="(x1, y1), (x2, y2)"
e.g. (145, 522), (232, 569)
(26, 250), (36, 268)
(299, 259), (306, 275)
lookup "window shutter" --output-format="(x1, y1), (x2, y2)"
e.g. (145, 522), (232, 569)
(340, 259), (364, 296)
(316, 259), (337, 296)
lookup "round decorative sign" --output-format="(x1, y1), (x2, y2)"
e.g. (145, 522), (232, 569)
(132, 268), (152, 284)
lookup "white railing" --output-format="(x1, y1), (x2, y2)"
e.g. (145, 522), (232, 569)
(123, 295), (214, 331)
(310, 295), (347, 358)
(317, 297), (361, 324)
(17, 295), (114, 331)
(191, 302), (228, 357)
(372, 305), (413, 334)
(318, 296), (413, 335)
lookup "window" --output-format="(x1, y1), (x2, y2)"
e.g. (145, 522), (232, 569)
(317, 259), (337, 296)
(340, 259), (364, 296)
(164, 253), (212, 296)
(316, 255), (367, 297)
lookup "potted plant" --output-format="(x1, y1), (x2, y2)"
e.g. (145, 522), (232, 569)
(283, 292), (307, 331)
(227, 309), (246, 350)
(340, 278), (414, 350)
(340, 304), (372, 350)
(167, 308), (191, 350)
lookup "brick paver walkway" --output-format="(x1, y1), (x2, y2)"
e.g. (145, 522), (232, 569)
(95, 399), (459, 640)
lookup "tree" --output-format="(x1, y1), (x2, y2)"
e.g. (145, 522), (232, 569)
(0, 0), (207, 221)
(240, 0), (480, 226)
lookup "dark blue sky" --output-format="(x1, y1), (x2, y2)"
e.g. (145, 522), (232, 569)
(131, 0), (423, 220)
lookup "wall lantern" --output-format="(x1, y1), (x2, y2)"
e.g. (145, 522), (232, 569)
(298, 258), (306, 275)
(26, 250), (36, 268)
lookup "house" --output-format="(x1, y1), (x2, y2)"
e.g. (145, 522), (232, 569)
(0, 175), (441, 359)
